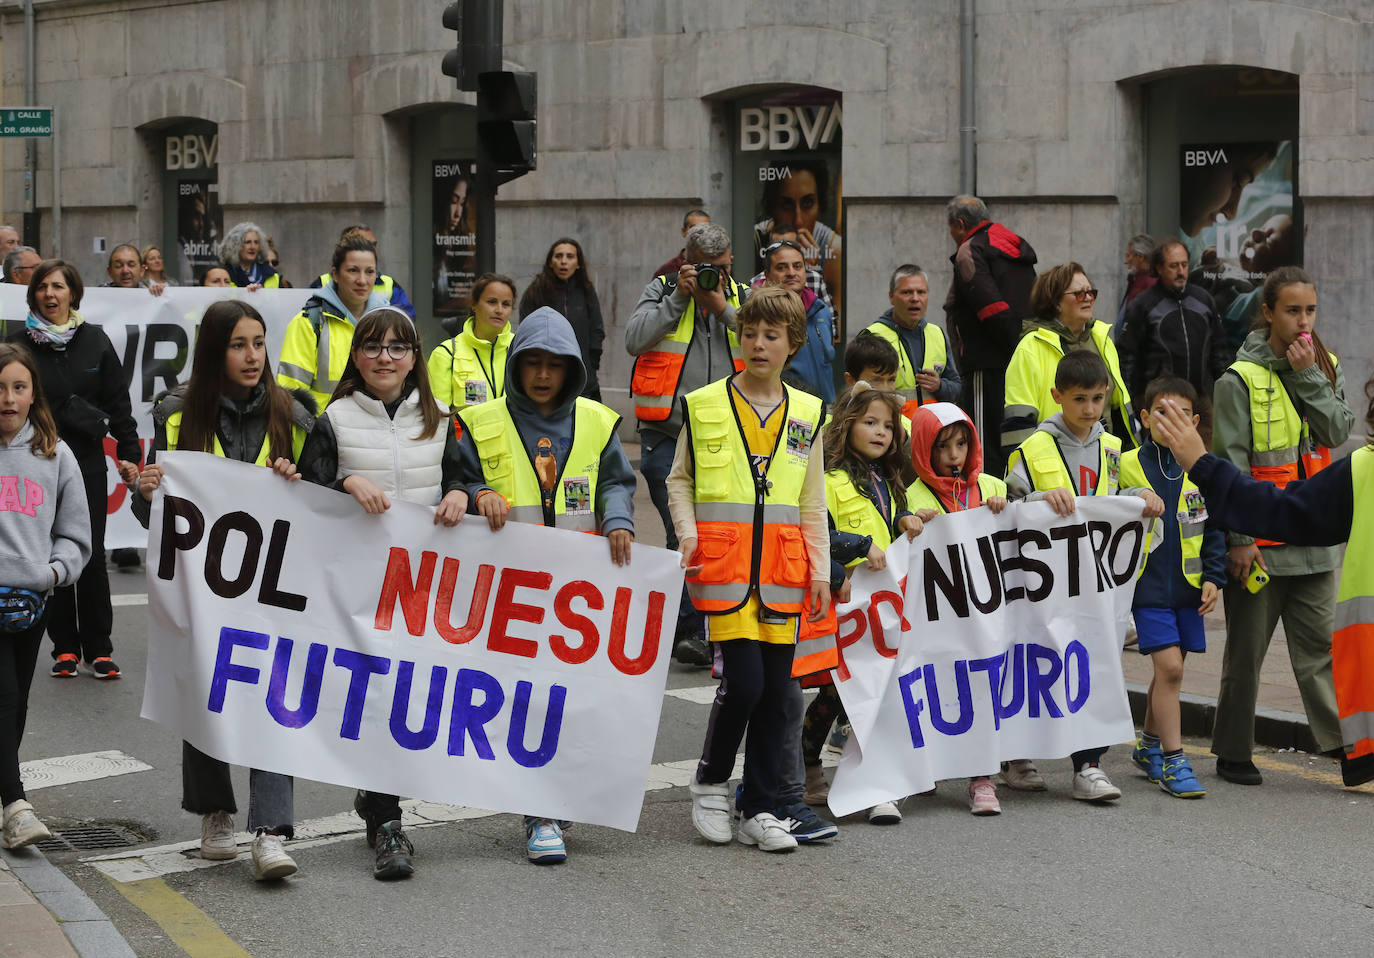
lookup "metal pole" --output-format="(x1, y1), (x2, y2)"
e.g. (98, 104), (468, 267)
(958, 0), (976, 195)
(471, 0), (502, 276)
(23, 0), (37, 247)
(50, 107), (59, 256)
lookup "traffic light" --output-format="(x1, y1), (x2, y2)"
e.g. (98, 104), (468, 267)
(477, 70), (537, 174)
(441, 0), (501, 92)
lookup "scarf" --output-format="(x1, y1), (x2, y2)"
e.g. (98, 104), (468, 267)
(26, 309), (84, 348)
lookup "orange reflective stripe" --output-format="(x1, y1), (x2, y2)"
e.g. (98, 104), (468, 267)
(1332, 623), (1374, 750)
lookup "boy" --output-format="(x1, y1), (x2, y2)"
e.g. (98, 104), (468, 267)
(668, 286), (830, 853)
(1005, 351), (1165, 800)
(844, 330), (900, 393)
(1123, 376), (1226, 797)
(455, 306), (637, 864)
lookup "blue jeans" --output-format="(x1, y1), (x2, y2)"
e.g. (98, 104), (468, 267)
(639, 428), (701, 637)
(181, 742), (295, 837)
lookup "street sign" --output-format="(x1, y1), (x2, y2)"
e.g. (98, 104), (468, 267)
(0, 108), (52, 137)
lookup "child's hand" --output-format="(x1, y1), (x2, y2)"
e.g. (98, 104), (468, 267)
(1138, 490), (1166, 518)
(865, 541), (887, 571)
(270, 458), (300, 481)
(1044, 488), (1076, 516)
(915, 508), (939, 523)
(476, 490), (509, 531)
(898, 514), (924, 539)
(116, 459), (140, 489)
(434, 489), (468, 527)
(137, 463), (163, 502)
(343, 475), (390, 514)
(837, 577), (852, 605)
(608, 529), (633, 566)
(986, 495), (1008, 515)
(1199, 581), (1219, 616)
(806, 580), (831, 622)
(678, 536), (702, 576)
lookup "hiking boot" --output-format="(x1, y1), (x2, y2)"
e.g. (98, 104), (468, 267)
(373, 821), (414, 880)
(354, 789), (379, 848)
(672, 634), (712, 667)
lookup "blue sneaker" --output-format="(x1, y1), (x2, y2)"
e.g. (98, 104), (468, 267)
(526, 819), (567, 864)
(776, 802), (838, 842)
(1131, 738), (1163, 782)
(1159, 754), (1206, 798)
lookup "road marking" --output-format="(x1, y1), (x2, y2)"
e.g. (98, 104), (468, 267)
(20, 750), (152, 790)
(110, 876), (252, 958)
(111, 593), (147, 607)
(1249, 752), (1374, 794)
(664, 686), (718, 705)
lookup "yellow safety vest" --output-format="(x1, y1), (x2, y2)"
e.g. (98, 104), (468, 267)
(426, 319), (514, 412)
(163, 409), (307, 464)
(1119, 447), (1205, 587)
(684, 379), (822, 615)
(1333, 446), (1374, 767)
(458, 396), (621, 532)
(825, 469), (895, 569)
(276, 301), (356, 413)
(906, 472), (1006, 514)
(1008, 428), (1121, 495)
(864, 320), (947, 408)
(630, 275), (745, 421)
(1003, 322), (1136, 449)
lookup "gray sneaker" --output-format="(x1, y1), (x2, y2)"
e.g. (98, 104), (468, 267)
(200, 810), (238, 860)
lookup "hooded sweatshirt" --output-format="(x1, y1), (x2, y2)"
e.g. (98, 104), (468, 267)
(455, 306), (635, 536)
(0, 421), (91, 592)
(1006, 412), (1150, 502)
(909, 402), (990, 512)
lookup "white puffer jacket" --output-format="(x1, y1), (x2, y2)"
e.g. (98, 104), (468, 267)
(326, 390), (449, 506)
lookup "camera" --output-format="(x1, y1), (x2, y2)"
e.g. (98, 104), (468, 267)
(692, 262), (721, 291)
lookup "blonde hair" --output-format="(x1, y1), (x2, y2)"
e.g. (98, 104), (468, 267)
(737, 286), (807, 352)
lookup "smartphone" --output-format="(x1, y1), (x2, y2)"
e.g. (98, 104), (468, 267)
(1245, 561), (1270, 594)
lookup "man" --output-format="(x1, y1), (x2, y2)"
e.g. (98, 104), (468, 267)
(105, 244), (144, 288)
(1118, 233), (1156, 323)
(0, 225), (18, 252)
(757, 239), (834, 401)
(943, 195), (1037, 476)
(309, 224), (415, 318)
(3, 246), (39, 285)
(864, 264), (960, 415)
(628, 222), (746, 665)
(749, 223), (836, 319)
(652, 209), (710, 279)
(1117, 239), (1233, 406)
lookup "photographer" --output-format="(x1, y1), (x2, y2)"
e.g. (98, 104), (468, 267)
(627, 222), (747, 666)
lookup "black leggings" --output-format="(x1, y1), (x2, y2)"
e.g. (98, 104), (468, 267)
(48, 464), (112, 662)
(0, 617), (48, 806)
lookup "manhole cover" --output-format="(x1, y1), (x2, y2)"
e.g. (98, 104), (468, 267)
(35, 824), (144, 853)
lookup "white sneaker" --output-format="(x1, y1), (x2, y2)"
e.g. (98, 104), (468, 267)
(1000, 759), (1048, 791)
(1, 800), (51, 849)
(200, 810), (238, 860)
(868, 801), (902, 825)
(736, 812), (797, 852)
(250, 832), (297, 880)
(1072, 765), (1122, 802)
(688, 780), (733, 844)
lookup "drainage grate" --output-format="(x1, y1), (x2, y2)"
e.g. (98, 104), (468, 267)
(35, 824), (144, 853)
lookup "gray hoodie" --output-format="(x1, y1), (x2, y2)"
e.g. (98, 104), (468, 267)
(0, 422), (91, 592)
(1006, 411), (1150, 502)
(455, 306), (636, 535)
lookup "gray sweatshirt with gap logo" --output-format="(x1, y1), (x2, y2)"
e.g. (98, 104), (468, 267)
(0, 420), (91, 592)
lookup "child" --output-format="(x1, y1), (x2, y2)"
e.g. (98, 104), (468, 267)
(455, 306), (636, 865)
(1124, 376), (1226, 797)
(427, 273), (517, 413)
(297, 306), (470, 881)
(0, 342), (91, 849)
(843, 330), (900, 395)
(668, 286), (829, 854)
(908, 401), (1009, 815)
(798, 382), (920, 825)
(133, 301), (316, 880)
(1005, 351), (1164, 801)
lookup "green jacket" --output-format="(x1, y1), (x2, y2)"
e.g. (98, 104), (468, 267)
(1212, 329), (1356, 575)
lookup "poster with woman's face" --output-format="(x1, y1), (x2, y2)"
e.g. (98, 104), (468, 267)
(176, 180), (221, 281)
(433, 159), (477, 316)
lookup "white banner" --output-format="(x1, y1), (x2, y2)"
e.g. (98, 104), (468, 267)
(142, 453), (682, 831)
(0, 284), (314, 548)
(828, 497), (1145, 815)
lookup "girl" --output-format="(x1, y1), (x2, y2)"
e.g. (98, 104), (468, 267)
(1209, 266), (1354, 785)
(297, 306), (467, 881)
(133, 301), (315, 881)
(519, 239), (605, 400)
(427, 273), (517, 413)
(908, 401), (1009, 814)
(0, 343), (91, 849)
(799, 383), (920, 824)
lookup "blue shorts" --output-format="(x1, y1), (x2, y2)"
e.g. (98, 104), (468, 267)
(1133, 606), (1206, 655)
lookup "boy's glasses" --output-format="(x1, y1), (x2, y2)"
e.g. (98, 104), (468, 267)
(1067, 288), (1099, 302)
(359, 342), (413, 360)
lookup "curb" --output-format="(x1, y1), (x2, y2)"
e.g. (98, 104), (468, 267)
(1125, 683), (1319, 753)
(0, 846), (136, 958)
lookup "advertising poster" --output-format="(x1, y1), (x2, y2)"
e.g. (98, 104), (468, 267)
(432, 159), (478, 317)
(739, 92), (843, 327)
(176, 180), (222, 283)
(1178, 139), (1296, 349)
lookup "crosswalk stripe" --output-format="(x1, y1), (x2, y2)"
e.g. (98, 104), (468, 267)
(21, 750), (152, 790)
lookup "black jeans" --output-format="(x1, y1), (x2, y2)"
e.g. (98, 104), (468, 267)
(0, 616), (48, 805)
(48, 462), (112, 662)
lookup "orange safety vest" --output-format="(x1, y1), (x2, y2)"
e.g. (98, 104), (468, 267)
(630, 276), (745, 421)
(1333, 447), (1374, 783)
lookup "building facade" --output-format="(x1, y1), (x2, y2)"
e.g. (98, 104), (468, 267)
(2, 1), (1370, 423)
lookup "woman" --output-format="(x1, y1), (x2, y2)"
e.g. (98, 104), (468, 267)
(277, 236), (388, 414)
(1000, 261), (1135, 463)
(1205, 265), (1354, 786)
(140, 245), (176, 288)
(427, 273), (516, 414)
(6, 261), (140, 679)
(200, 266), (233, 287)
(132, 301), (314, 880)
(519, 239), (604, 399)
(219, 222), (281, 289)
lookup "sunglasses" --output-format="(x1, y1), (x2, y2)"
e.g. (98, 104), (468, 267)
(1067, 288), (1099, 302)
(761, 240), (802, 257)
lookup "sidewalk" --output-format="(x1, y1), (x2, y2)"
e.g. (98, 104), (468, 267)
(0, 850), (77, 958)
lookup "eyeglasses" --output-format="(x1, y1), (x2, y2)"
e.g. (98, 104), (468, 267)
(359, 341), (413, 360)
(1067, 288), (1099, 302)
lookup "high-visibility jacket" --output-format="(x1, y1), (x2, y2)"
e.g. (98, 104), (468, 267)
(276, 300), (355, 413)
(163, 409), (307, 464)
(683, 379), (822, 615)
(1333, 446), (1374, 771)
(1007, 428), (1121, 495)
(1230, 358), (1335, 547)
(1003, 322), (1136, 449)
(1119, 447), (1205, 587)
(906, 472), (1006, 514)
(426, 318), (514, 412)
(232, 273), (281, 289)
(459, 396), (620, 532)
(317, 272), (396, 300)
(864, 320), (947, 417)
(825, 469), (896, 568)
(630, 276), (746, 421)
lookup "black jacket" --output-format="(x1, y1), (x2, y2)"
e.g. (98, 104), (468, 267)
(944, 221), (1038, 371)
(1117, 282), (1233, 405)
(519, 277), (605, 399)
(8, 323), (140, 470)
